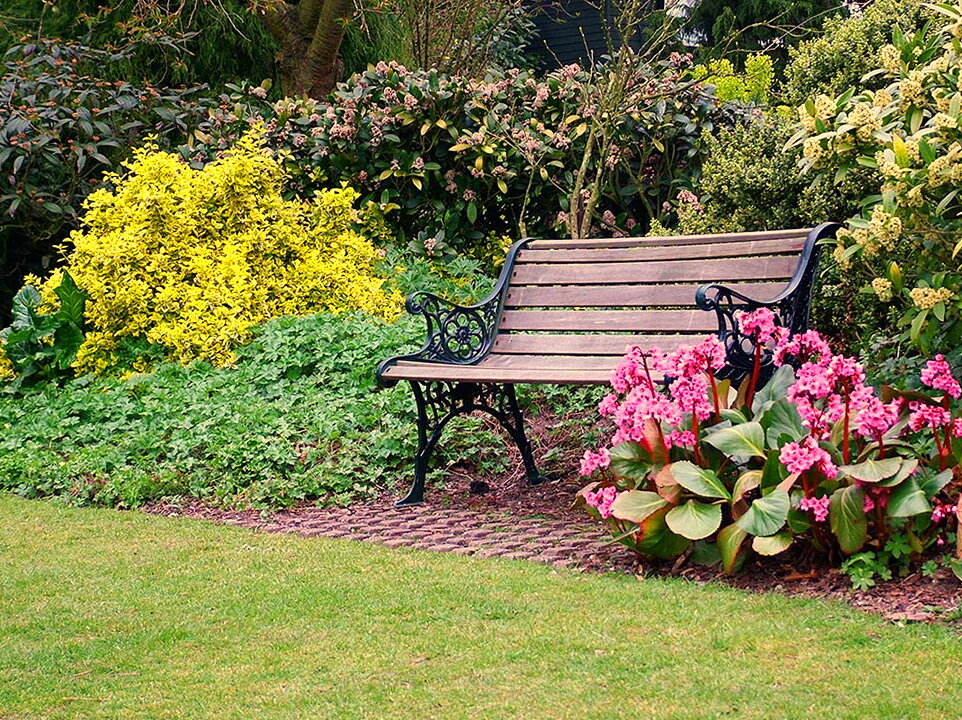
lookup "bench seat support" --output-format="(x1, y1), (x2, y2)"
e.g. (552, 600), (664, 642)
(401, 380), (541, 506)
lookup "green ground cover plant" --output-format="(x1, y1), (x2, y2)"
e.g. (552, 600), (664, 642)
(0, 309), (511, 508)
(3, 495), (962, 720)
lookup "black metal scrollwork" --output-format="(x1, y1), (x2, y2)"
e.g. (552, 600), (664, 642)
(695, 222), (838, 384)
(405, 291), (501, 364)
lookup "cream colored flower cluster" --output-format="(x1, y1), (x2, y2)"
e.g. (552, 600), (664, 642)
(910, 287), (954, 310)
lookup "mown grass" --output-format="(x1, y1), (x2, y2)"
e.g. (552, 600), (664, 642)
(2, 493), (961, 720)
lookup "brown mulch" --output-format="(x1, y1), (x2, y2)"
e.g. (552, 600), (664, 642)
(145, 408), (962, 625)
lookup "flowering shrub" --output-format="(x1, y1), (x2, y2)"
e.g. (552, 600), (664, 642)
(14, 132), (400, 376)
(578, 308), (960, 581)
(180, 57), (734, 260)
(791, 3), (962, 354)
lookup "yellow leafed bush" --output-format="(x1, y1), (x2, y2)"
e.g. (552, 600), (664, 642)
(42, 132), (400, 374)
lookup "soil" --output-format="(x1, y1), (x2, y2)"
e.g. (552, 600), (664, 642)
(146, 408), (962, 626)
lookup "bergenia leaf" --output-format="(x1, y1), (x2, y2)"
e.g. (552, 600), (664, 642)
(838, 457), (903, 483)
(735, 489), (789, 537)
(610, 490), (669, 525)
(704, 421), (767, 459)
(669, 461), (731, 501)
(665, 500), (722, 540)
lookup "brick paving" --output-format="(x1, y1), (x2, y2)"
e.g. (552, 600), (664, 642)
(150, 499), (640, 573)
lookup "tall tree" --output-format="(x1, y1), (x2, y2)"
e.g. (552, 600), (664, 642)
(251, 0), (356, 97)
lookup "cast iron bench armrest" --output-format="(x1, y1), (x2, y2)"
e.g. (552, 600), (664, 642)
(694, 222), (840, 378)
(377, 239), (535, 385)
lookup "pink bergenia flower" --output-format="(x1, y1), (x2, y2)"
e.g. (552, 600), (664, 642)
(863, 493), (875, 513)
(736, 307), (779, 343)
(920, 354), (962, 399)
(773, 330), (832, 367)
(952, 418), (962, 438)
(779, 436), (838, 478)
(583, 485), (618, 518)
(908, 402), (951, 432)
(579, 448), (611, 476)
(798, 495), (832, 522)
(598, 393), (619, 416)
(799, 495), (831, 522)
(854, 396), (902, 441)
(667, 429), (696, 448)
(668, 374), (714, 421)
(931, 503), (953, 523)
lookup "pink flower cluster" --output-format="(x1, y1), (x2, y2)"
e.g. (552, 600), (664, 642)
(600, 336), (727, 450)
(799, 495), (830, 522)
(583, 485), (618, 519)
(921, 355), (962, 398)
(736, 308), (784, 344)
(779, 437), (838, 478)
(579, 448), (610, 476)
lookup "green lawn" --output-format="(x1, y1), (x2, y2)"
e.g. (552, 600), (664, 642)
(2, 494), (961, 719)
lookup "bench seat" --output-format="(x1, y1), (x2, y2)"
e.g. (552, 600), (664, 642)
(377, 224), (839, 506)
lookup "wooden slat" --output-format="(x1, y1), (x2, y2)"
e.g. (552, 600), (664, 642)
(499, 309), (717, 332)
(491, 333), (701, 355)
(481, 354), (629, 371)
(504, 282), (784, 308)
(525, 228), (810, 250)
(510, 255), (797, 285)
(516, 237), (805, 264)
(382, 361), (615, 385)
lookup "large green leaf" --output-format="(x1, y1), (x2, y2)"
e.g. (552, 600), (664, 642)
(669, 461), (731, 501)
(52, 323), (84, 369)
(752, 531), (793, 556)
(829, 486), (867, 554)
(759, 398), (805, 447)
(838, 457), (903, 483)
(704, 422), (767, 459)
(717, 523), (747, 574)
(787, 506), (813, 533)
(665, 500), (722, 540)
(53, 270), (87, 326)
(751, 364), (796, 414)
(609, 490), (668, 525)
(608, 441), (652, 481)
(10, 285), (42, 330)
(634, 507), (690, 560)
(916, 468), (953, 499)
(887, 477), (931, 518)
(760, 449), (787, 491)
(732, 470), (761, 503)
(878, 457), (918, 487)
(735, 489), (789, 537)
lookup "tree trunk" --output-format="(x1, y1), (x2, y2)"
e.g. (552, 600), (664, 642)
(259, 0), (354, 99)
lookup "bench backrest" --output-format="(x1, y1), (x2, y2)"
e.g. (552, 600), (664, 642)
(485, 228), (820, 377)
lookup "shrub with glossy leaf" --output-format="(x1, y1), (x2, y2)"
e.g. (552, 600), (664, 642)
(182, 57), (736, 259)
(0, 38), (213, 317)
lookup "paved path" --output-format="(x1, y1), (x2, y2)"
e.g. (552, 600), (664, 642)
(151, 500), (639, 573)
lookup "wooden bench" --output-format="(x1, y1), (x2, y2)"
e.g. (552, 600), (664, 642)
(377, 223), (839, 506)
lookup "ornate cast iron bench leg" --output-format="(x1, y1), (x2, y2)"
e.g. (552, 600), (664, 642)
(396, 380), (543, 507)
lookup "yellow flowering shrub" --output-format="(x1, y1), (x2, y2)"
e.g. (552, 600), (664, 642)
(38, 132), (400, 374)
